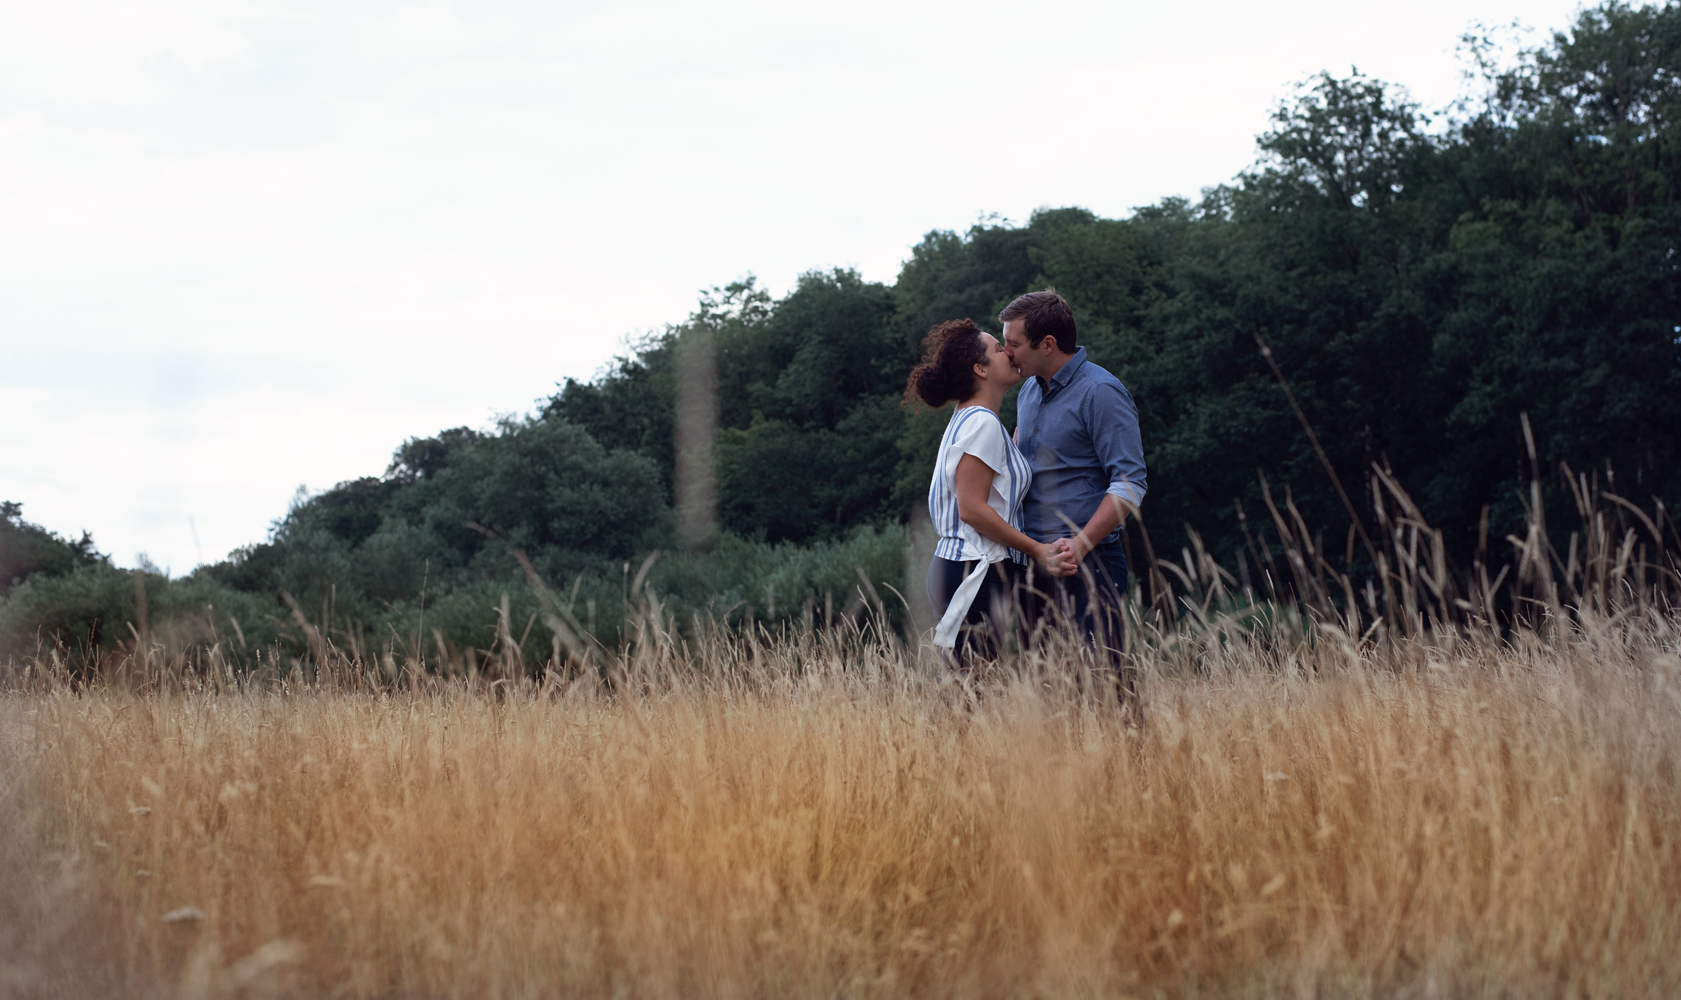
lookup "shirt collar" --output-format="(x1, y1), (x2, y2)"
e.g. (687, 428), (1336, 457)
(1040, 347), (1087, 393)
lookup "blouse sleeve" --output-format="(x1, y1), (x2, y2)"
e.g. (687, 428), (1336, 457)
(949, 410), (1009, 474)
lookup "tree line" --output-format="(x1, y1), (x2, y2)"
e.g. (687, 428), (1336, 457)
(562, 0), (1680, 571)
(4, 0), (1677, 659)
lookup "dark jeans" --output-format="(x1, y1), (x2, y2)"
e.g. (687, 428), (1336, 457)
(926, 557), (1021, 672)
(1023, 540), (1133, 695)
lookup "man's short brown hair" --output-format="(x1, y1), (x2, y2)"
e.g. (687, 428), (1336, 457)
(999, 289), (1076, 353)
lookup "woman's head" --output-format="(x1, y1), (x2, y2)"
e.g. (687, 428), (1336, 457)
(903, 319), (1019, 409)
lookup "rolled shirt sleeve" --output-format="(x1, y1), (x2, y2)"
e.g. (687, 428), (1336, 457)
(1090, 382), (1148, 511)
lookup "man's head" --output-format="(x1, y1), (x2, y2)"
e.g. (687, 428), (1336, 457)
(1000, 289), (1077, 380)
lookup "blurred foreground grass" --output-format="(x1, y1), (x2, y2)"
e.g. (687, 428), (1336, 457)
(4, 610), (1680, 999)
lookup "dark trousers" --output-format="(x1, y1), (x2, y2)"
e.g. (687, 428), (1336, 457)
(1023, 540), (1134, 699)
(926, 557), (1021, 672)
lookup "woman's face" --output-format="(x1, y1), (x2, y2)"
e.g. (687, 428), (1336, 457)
(976, 332), (1023, 389)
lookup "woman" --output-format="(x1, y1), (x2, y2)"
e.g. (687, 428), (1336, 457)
(905, 319), (1075, 665)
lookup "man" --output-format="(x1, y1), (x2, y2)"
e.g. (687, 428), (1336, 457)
(1001, 289), (1147, 688)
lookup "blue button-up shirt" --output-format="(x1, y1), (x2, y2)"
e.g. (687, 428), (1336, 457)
(1015, 347), (1148, 547)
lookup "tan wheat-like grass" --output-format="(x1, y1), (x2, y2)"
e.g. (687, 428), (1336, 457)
(4, 612), (1680, 999)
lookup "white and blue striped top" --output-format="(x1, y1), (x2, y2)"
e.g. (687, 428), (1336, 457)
(929, 406), (1033, 563)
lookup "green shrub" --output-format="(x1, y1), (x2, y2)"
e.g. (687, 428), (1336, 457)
(0, 565), (287, 661)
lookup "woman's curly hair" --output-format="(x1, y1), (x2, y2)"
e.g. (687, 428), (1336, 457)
(903, 319), (987, 409)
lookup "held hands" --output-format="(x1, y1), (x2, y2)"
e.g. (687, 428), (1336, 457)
(1036, 537), (1080, 577)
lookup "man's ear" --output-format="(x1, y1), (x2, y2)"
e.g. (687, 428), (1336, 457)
(1041, 335), (1058, 354)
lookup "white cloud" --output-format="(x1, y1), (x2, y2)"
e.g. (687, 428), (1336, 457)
(0, 1), (253, 107)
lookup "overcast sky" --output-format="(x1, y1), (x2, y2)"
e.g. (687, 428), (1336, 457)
(2, 0), (1581, 573)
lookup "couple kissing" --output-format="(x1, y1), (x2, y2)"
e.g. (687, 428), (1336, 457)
(906, 289), (1147, 682)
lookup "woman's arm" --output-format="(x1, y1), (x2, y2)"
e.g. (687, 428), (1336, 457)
(954, 453), (1075, 574)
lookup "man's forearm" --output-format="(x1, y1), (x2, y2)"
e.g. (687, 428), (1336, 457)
(1072, 494), (1132, 561)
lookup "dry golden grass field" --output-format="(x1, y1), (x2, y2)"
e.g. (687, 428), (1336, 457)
(4, 608), (1681, 1000)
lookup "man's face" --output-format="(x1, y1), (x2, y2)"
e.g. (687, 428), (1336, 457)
(1002, 319), (1054, 379)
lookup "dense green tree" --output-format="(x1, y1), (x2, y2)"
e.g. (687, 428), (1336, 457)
(714, 271), (903, 543)
(216, 417), (669, 606)
(548, 270), (905, 545)
(0, 502), (104, 597)
(545, 338), (679, 494)
(416, 417), (668, 559)
(1100, 71), (1458, 562)
(1441, 0), (1681, 513)
(893, 221), (1043, 347)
